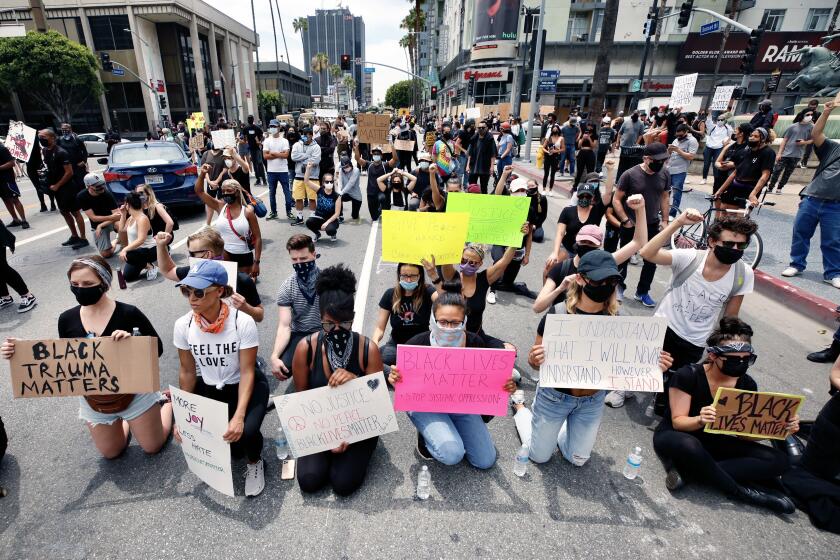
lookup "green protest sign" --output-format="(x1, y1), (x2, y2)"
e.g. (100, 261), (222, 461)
(446, 192), (530, 247)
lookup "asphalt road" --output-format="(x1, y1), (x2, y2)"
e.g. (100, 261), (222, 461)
(0, 164), (838, 559)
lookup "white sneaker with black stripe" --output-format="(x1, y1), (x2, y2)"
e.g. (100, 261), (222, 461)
(245, 459), (265, 497)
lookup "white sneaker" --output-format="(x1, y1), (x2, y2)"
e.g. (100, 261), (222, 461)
(605, 390), (627, 408)
(245, 459), (265, 497)
(699, 178), (707, 185)
(146, 265), (159, 280)
(486, 290), (496, 304)
(630, 254), (641, 266)
(781, 267), (801, 277)
(825, 277), (840, 289)
(511, 389), (525, 406)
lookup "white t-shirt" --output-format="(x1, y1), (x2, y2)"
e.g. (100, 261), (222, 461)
(263, 135), (290, 173)
(654, 249), (754, 347)
(173, 309), (259, 387)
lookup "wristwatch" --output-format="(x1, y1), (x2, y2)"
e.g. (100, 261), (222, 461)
(254, 259), (260, 264)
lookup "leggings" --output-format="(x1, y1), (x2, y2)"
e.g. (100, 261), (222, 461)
(297, 436), (378, 496)
(341, 193), (362, 220)
(192, 371), (269, 462)
(573, 149), (597, 190)
(367, 192), (389, 221)
(306, 215), (338, 237)
(543, 153), (558, 190)
(122, 247), (157, 282)
(0, 247), (29, 298)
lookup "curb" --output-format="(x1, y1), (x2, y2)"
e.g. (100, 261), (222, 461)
(512, 160), (839, 328)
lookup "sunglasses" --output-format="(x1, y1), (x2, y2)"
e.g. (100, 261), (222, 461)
(321, 320), (353, 332)
(719, 354), (757, 366)
(188, 249), (212, 258)
(583, 276), (619, 287)
(180, 286), (215, 299)
(718, 240), (749, 250)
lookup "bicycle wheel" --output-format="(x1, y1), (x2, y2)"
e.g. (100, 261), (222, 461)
(670, 220), (707, 251)
(741, 232), (763, 269)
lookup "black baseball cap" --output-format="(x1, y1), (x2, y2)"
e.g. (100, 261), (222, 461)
(643, 142), (669, 160)
(577, 182), (599, 198)
(578, 250), (620, 282)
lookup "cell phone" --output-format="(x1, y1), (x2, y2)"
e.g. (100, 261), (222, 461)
(281, 459), (296, 480)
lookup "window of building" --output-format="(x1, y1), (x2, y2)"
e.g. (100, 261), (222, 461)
(176, 26), (199, 111)
(760, 9), (785, 32)
(591, 9), (604, 42)
(566, 13), (590, 42)
(89, 15), (133, 51)
(805, 8), (831, 31)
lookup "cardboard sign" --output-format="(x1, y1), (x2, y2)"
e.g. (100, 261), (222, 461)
(669, 73), (698, 109)
(210, 129), (235, 150)
(189, 257), (237, 292)
(4, 120), (36, 162)
(465, 107), (481, 120)
(381, 210), (469, 265)
(394, 139), (416, 152)
(705, 387), (804, 440)
(424, 132), (436, 149)
(170, 385), (234, 496)
(357, 113), (391, 145)
(394, 345), (515, 416)
(9, 337), (160, 398)
(273, 372), (398, 458)
(398, 108), (410, 117)
(446, 192), (530, 247)
(188, 132), (205, 151)
(709, 85), (736, 111)
(539, 315), (667, 392)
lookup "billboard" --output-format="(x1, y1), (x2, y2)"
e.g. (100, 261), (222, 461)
(471, 0), (522, 61)
(676, 31), (840, 74)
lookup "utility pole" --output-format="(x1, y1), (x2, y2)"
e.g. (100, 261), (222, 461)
(522, 0), (546, 163)
(250, 0), (263, 118)
(631, 0), (658, 110)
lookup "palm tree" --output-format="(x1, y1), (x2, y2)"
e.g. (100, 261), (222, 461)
(589, 0), (619, 113)
(342, 74), (356, 109)
(292, 16), (308, 34)
(329, 64), (343, 108)
(310, 52), (329, 97)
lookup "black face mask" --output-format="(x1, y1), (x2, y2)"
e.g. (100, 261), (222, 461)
(70, 285), (106, 306)
(527, 187), (538, 196)
(648, 160), (665, 173)
(717, 356), (751, 377)
(573, 243), (598, 258)
(582, 283), (614, 303)
(292, 260), (316, 280)
(714, 245), (743, 265)
(38, 137), (50, 147)
(222, 194), (237, 204)
(748, 140), (760, 148)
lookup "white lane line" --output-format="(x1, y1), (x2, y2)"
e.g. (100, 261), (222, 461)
(352, 220), (379, 333)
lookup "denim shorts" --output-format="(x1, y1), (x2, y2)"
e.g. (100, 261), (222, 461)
(78, 392), (162, 426)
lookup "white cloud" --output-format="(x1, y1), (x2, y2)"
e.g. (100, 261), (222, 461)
(203, 0), (414, 103)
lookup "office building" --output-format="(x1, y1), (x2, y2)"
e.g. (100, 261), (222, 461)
(300, 8), (365, 108)
(255, 62), (312, 112)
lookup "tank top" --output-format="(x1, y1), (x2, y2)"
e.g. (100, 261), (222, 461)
(306, 332), (369, 389)
(214, 204), (250, 254)
(127, 217), (154, 249)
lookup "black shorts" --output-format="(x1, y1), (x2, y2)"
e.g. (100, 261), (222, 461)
(56, 183), (81, 212)
(0, 180), (20, 199)
(224, 250), (254, 268)
(719, 179), (753, 208)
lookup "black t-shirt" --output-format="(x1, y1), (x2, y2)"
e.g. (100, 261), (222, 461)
(43, 146), (72, 187)
(546, 259), (578, 305)
(176, 265), (261, 307)
(378, 285), (435, 344)
(411, 168), (431, 198)
(243, 124), (263, 150)
(598, 127), (616, 147)
(660, 363), (757, 431)
(76, 189), (117, 227)
(723, 141), (750, 167)
(220, 165), (250, 192)
(0, 145), (15, 184)
(458, 129), (473, 154)
(58, 302), (163, 356)
(464, 270), (491, 333)
(735, 146), (775, 185)
(558, 204), (606, 253)
(365, 160), (395, 196)
(616, 164), (670, 225)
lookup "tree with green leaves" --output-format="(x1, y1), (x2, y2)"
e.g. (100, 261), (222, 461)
(385, 80), (412, 110)
(258, 90), (285, 119)
(0, 31), (103, 124)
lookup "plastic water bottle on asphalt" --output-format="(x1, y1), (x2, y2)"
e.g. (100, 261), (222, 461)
(275, 427), (289, 460)
(416, 465), (431, 500)
(623, 446), (643, 480)
(514, 443), (529, 477)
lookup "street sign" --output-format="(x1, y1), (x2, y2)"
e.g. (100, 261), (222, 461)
(538, 80), (556, 93)
(112, 67), (125, 77)
(539, 70), (559, 79)
(699, 21), (720, 36)
(630, 79), (642, 93)
(364, 67), (375, 73)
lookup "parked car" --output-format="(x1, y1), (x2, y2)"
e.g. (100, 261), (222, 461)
(98, 141), (199, 207)
(78, 133), (129, 156)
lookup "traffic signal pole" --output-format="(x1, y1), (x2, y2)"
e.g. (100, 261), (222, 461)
(110, 61), (165, 129)
(522, 0), (546, 164)
(631, 0), (658, 111)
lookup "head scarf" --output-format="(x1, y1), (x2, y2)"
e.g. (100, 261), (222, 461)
(72, 258), (112, 289)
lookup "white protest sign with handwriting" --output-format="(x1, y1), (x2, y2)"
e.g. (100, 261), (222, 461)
(210, 129), (236, 150)
(540, 314), (667, 392)
(709, 85), (736, 111)
(170, 385), (234, 497)
(273, 372), (398, 458)
(669, 73), (698, 109)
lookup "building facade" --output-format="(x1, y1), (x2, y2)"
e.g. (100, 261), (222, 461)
(300, 8), (365, 107)
(0, 0), (259, 134)
(254, 62), (312, 112)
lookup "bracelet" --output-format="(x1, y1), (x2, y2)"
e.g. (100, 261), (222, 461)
(432, 277), (442, 285)
(621, 218), (630, 225)
(254, 259), (260, 264)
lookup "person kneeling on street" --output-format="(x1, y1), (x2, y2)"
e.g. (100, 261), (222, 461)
(303, 164), (342, 242)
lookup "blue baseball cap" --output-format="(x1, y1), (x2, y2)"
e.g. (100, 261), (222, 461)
(269, 119), (280, 127)
(176, 259), (228, 290)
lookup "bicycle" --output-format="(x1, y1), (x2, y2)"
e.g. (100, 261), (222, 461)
(669, 190), (774, 269)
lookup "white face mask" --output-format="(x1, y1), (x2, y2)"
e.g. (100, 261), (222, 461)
(224, 159), (234, 168)
(802, 116), (813, 124)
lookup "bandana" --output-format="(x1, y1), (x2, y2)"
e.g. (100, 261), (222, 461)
(324, 329), (353, 371)
(194, 301), (230, 334)
(72, 258), (112, 289)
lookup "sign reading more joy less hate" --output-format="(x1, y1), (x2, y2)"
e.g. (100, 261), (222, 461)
(381, 210), (469, 265)
(669, 73), (698, 108)
(705, 387), (804, 440)
(446, 192), (530, 247)
(394, 345), (515, 416)
(170, 385), (234, 497)
(540, 315), (667, 392)
(710, 85), (736, 111)
(9, 337), (160, 398)
(273, 372), (398, 458)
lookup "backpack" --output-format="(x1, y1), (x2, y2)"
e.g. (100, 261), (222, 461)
(655, 250), (746, 315)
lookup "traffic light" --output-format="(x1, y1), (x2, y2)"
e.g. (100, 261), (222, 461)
(677, 1), (693, 28)
(159, 95), (167, 109)
(430, 86), (438, 100)
(644, 7), (657, 37)
(740, 27), (764, 74)
(340, 54), (351, 70)
(100, 52), (113, 72)
(732, 86), (746, 100)
(213, 89), (221, 97)
(467, 74), (476, 97)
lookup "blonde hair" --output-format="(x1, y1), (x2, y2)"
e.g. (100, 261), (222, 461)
(187, 226), (225, 254)
(221, 179), (248, 207)
(136, 184), (160, 219)
(565, 278), (619, 316)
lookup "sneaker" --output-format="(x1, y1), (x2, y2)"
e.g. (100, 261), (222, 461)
(61, 236), (80, 247)
(629, 254), (641, 266)
(338, 215), (345, 223)
(511, 368), (521, 384)
(352, 218), (362, 225)
(665, 468), (685, 491)
(699, 178), (707, 185)
(286, 211), (295, 220)
(798, 162), (806, 169)
(329, 234), (337, 242)
(486, 290), (496, 304)
(146, 265), (159, 280)
(39, 205), (48, 213)
(266, 211), (278, 220)
(20, 221), (29, 230)
(605, 390), (627, 408)
(0, 296), (13, 309)
(292, 217), (304, 226)
(775, 187), (783, 194)
(313, 231), (322, 242)
(416, 432), (433, 461)
(50, 204), (57, 211)
(635, 293), (656, 307)
(5, 220), (21, 227)
(17, 294), (36, 313)
(71, 238), (90, 250)
(825, 277), (840, 289)
(781, 267), (801, 277)
(510, 389), (525, 406)
(244, 459), (265, 497)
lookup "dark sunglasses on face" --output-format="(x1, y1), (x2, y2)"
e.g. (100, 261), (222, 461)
(322, 320), (353, 332)
(583, 276), (619, 287)
(188, 249), (212, 258)
(180, 286), (214, 299)
(719, 354), (757, 366)
(718, 240), (749, 250)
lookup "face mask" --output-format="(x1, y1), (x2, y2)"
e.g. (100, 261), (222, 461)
(224, 159), (234, 168)
(713, 244), (743, 265)
(372, 155), (382, 162)
(342, 165), (352, 173)
(70, 285), (105, 306)
(717, 356), (751, 377)
(577, 196), (592, 208)
(647, 160), (665, 173)
(399, 280), (419, 291)
(269, 127), (278, 135)
(747, 140), (759, 148)
(458, 262), (479, 276)
(527, 187), (538, 196)
(802, 116), (813, 124)
(419, 162), (430, 171)
(657, 112), (664, 118)
(292, 259), (316, 280)
(324, 327), (352, 369)
(222, 194), (237, 204)
(582, 282), (614, 303)
(430, 319), (466, 347)
(573, 243), (597, 258)
(301, 135), (310, 143)
(38, 137), (50, 147)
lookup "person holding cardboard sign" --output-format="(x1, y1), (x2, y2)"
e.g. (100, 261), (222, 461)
(652, 318), (798, 514)
(1, 256), (172, 459)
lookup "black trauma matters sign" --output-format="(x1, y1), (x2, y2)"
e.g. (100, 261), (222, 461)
(676, 31), (840, 73)
(9, 337), (160, 398)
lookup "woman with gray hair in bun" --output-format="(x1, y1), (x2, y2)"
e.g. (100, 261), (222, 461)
(0, 255), (172, 459)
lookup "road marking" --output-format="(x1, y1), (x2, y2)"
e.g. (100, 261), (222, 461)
(352, 220), (379, 333)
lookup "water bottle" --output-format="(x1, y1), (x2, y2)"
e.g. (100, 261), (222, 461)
(274, 427), (289, 460)
(513, 443), (529, 477)
(623, 446), (643, 480)
(416, 465), (431, 500)
(132, 328), (140, 336)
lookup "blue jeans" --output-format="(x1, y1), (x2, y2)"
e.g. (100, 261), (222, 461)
(267, 171), (290, 215)
(496, 155), (513, 179)
(528, 387), (605, 466)
(702, 146), (722, 179)
(789, 196), (840, 280)
(408, 411), (497, 469)
(669, 172), (687, 217)
(559, 145), (576, 175)
(457, 154), (468, 186)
